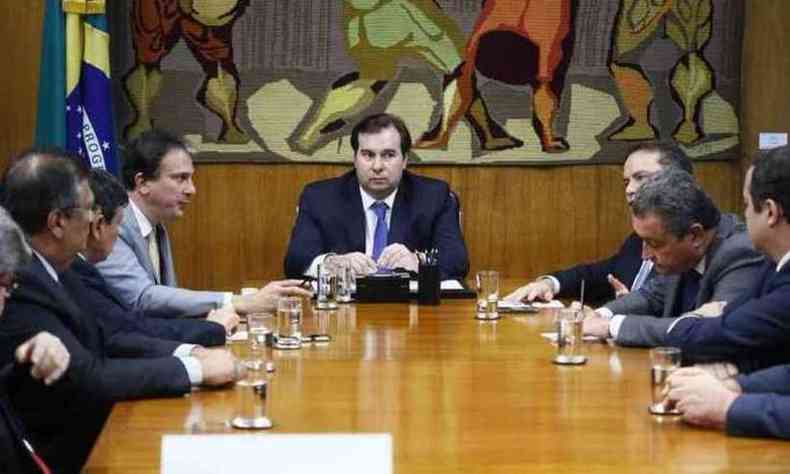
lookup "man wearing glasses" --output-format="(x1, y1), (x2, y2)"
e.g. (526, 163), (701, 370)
(284, 113), (469, 279)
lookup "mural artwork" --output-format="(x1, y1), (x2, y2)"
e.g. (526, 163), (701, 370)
(110, 0), (743, 164)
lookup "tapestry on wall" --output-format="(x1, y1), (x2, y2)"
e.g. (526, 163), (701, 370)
(108, 0), (743, 165)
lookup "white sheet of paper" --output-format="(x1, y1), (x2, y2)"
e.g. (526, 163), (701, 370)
(541, 332), (601, 343)
(759, 132), (788, 150)
(162, 434), (392, 474)
(532, 300), (564, 309)
(408, 279), (465, 292)
(228, 330), (247, 341)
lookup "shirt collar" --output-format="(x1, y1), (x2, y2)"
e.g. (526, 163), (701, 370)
(694, 256), (706, 276)
(359, 186), (398, 211)
(129, 199), (154, 239)
(32, 250), (59, 283)
(777, 251), (790, 272)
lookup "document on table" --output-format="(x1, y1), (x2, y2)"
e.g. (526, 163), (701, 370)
(162, 433), (392, 474)
(409, 279), (466, 292)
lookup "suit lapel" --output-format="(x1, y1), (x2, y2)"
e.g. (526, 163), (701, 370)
(388, 173), (411, 246)
(342, 173), (367, 253)
(21, 258), (90, 341)
(120, 205), (159, 283)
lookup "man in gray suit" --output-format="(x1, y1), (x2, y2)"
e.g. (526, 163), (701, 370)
(583, 168), (763, 347)
(97, 129), (310, 318)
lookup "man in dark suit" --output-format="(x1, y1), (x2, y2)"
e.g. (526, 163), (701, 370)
(0, 206), (72, 474)
(504, 142), (694, 306)
(79, 168), (234, 346)
(582, 168), (763, 347)
(664, 145), (790, 373)
(0, 150), (240, 472)
(284, 113), (469, 279)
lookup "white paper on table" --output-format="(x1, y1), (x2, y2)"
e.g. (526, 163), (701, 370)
(161, 433), (392, 474)
(408, 279), (465, 292)
(541, 332), (602, 343)
(532, 300), (564, 309)
(228, 330), (248, 342)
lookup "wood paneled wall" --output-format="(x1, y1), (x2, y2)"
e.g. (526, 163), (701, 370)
(1, 2), (787, 291)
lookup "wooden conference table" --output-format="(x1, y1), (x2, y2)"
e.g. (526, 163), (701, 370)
(85, 280), (790, 473)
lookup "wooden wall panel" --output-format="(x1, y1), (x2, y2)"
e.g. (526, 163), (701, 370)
(169, 161), (740, 290)
(3, 1), (785, 292)
(0, 0), (44, 166)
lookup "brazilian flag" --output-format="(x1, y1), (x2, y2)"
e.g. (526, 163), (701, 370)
(35, 0), (118, 175)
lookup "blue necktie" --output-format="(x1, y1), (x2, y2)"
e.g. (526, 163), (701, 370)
(371, 201), (389, 261)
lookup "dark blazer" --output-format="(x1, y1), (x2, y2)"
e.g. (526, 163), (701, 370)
(727, 364), (790, 439)
(666, 261), (790, 372)
(284, 170), (469, 279)
(72, 258), (226, 347)
(604, 214), (764, 347)
(0, 256), (191, 473)
(552, 232), (645, 306)
(1, 364), (41, 474)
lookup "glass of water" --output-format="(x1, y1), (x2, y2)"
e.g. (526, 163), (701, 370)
(553, 307), (587, 365)
(649, 347), (682, 415)
(274, 296), (303, 350)
(475, 270), (500, 320)
(335, 263), (354, 303)
(231, 358), (272, 429)
(247, 312), (273, 354)
(316, 264), (339, 310)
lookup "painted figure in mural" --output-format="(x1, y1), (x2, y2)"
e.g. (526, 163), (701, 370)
(291, 0), (522, 155)
(425, 0), (574, 154)
(123, 0), (250, 144)
(609, 0), (714, 144)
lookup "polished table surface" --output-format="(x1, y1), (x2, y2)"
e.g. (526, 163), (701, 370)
(85, 281), (790, 473)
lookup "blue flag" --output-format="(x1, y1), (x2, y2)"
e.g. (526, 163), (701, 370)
(35, 0), (119, 175)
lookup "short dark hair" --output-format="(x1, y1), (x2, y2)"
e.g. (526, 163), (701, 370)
(89, 168), (129, 223)
(0, 205), (30, 274)
(122, 129), (190, 190)
(631, 167), (720, 238)
(627, 141), (694, 175)
(750, 145), (790, 222)
(2, 148), (88, 236)
(350, 113), (412, 156)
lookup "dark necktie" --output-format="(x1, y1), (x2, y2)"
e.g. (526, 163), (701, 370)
(678, 269), (702, 314)
(371, 201), (389, 261)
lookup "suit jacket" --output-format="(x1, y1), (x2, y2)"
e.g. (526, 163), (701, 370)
(604, 214), (764, 347)
(72, 258), (226, 347)
(726, 364), (790, 439)
(0, 256), (191, 473)
(284, 170), (469, 279)
(96, 205), (224, 318)
(1, 364), (40, 474)
(552, 232), (645, 306)
(666, 261), (790, 372)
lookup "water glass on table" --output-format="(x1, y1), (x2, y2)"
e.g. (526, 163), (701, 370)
(552, 307), (587, 365)
(230, 358), (272, 429)
(316, 263), (339, 310)
(475, 270), (500, 320)
(649, 347), (682, 415)
(274, 296), (303, 350)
